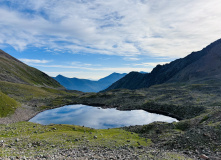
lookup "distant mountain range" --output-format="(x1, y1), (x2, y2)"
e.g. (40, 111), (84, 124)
(0, 50), (63, 89)
(105, 38), (221, 91)
(53, 73), (127, 92)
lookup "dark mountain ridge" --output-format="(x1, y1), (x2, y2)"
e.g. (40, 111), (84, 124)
(105, 38), (221, 91)
(53, 73), (126, 92)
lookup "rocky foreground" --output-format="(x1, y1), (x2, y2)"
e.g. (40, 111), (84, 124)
(0, 107), (221, 160)
(0, 146), (196, 160)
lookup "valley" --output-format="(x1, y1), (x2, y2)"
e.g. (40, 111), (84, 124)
(1, 80), (220, 159)
(0, 39), (221, 159)
(53, 73), (127, 92)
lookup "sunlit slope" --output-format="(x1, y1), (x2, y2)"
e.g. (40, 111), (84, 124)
(0, 50), (73, 117)
(0, 91), (20, 117)
(0, 50), (63, 89)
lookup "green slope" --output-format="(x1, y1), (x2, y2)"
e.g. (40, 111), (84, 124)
(0, 50), (74, 116)
(0, 50), (63, 89)
(0, 91), (20, 117)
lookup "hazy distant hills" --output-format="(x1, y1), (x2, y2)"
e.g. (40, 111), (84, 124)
(0, 50), (63, 89)
(53, 73), (127, 92)
(105, 38), (221, 91)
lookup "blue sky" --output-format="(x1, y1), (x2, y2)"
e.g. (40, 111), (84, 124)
(0, 0), (221, 80)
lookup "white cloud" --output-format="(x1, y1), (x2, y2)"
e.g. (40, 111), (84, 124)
(71, 61), (92, 67)
(19, 58), (51, 64)
(0, 0), (221, 58)
(123, 57), (140, 61)
(30, 62), (151, 80)
(33, 64), (150, 73)
(133, 62), (170, 67)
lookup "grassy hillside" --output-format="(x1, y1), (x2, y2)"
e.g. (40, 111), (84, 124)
(0, 91), (20, 117)
(0, 50), (63, 88)
(0, 81), (81, 109)
(0, 50), (82, 117)
(0, 122), (193, 159)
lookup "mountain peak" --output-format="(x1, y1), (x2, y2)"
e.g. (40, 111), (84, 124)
(105, 38), (221, 91)
(53, 72), (127, 92)
(56, 74), (66, 78)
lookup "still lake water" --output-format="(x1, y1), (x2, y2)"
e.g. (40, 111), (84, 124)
(29, 104), (178, 129)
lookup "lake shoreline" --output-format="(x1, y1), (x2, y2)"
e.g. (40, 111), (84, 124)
(0, 101), (183, 125)
(29, 104), (178, 129)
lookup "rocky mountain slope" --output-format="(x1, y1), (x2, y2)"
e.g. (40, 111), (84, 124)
(53, 73), (126, 92)
(105, 38), (221, 91)
(0, 50), (63, 89)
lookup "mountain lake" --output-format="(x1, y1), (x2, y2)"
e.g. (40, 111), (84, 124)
(29, 104), (178, 129)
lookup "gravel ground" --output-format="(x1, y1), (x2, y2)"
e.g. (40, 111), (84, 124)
(0, 145), (195, 160)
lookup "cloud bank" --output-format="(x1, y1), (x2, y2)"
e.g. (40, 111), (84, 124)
(19, 58), (51, 64)
(0, 0), (221, 59)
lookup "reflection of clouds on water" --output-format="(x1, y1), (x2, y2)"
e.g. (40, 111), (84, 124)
(29, 104), (178, 129)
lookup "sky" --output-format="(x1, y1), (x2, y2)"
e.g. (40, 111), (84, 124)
(0, 0), (221, 80)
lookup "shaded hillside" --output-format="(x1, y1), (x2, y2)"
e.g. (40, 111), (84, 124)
(106, 38), (221, 90)
(53, 73), (126, 92)
(0, 50), (63, 89)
